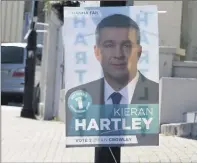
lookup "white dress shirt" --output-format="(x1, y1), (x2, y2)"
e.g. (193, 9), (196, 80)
(104, 72), (139, 104)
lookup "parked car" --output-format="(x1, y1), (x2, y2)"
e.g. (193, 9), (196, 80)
(1, 42), (43, 105)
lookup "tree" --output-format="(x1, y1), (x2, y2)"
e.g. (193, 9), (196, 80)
(44, 0), (80, 22)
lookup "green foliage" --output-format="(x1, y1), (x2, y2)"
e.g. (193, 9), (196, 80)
(44, 0), (81, 12)
(43, 0), (81, 21)
(43, 0), (61, 12)
(43, 0), (50, 12)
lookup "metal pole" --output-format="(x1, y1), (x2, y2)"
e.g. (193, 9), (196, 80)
(20, 1), (38, 119)
(31, 0), (35, 20)
(94, 1), (134, 163)
(180, 0), (189, 60)
(127, 0), (134, 6)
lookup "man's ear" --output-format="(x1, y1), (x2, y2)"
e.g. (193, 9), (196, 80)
(138, 45), (142, 58)
(94, 45), (100, 61)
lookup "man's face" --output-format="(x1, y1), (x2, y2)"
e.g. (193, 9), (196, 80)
(94, 27), (142, 80)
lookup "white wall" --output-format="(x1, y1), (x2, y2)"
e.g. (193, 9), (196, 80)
(39, 10), (62, 120)
(1, 1), (25, 42)
(160, 78), (197, 124)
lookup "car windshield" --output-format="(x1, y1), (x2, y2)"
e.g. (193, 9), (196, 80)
(1, 46), (24, 64)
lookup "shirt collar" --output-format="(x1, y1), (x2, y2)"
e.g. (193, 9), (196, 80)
(104, 71), (139, 103)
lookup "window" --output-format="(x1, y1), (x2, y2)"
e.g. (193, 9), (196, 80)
(1, 46), (24, 64)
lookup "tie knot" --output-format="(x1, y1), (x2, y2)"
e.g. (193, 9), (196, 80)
(110, 92), (122, 104)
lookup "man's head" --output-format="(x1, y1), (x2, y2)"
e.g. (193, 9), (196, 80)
(94, 14), (142, 83)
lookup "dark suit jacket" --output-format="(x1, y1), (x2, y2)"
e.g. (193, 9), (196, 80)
(66, 72), (159, 105)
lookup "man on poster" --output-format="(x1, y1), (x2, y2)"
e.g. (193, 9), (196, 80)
(66, 14), (159, 163)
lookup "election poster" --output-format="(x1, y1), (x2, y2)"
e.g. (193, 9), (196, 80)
(63, 6), (159, 147)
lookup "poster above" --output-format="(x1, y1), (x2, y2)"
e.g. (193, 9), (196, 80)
(63, 6), (159, 148)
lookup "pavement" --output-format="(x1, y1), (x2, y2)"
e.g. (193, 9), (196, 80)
(1, 105), (197, 163)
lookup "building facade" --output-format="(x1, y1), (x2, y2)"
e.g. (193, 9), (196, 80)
(1, 1), (25, 43)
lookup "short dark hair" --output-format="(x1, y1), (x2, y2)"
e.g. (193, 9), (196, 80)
(95, 14), (141, 45)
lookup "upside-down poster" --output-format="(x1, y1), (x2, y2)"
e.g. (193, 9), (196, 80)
(63, 5), (159, 147)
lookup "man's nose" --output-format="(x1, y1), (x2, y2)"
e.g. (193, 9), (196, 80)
(114, 45), (124, 58)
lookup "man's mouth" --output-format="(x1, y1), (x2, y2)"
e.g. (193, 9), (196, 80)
(111, 63), (127, 69)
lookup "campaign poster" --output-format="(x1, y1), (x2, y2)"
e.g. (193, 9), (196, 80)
(63, 6), (159, 147)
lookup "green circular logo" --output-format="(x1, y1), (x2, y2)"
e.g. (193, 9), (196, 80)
(68, 90), (92, 114)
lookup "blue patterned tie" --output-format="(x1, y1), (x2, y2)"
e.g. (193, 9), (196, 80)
(109, 92), (122, 124)
(109, 92), (122, 121)
(110, 92), (122, 104)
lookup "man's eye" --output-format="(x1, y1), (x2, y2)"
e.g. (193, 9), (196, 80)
(123, 44), (132, 48)
(104, 44), (114, 48)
